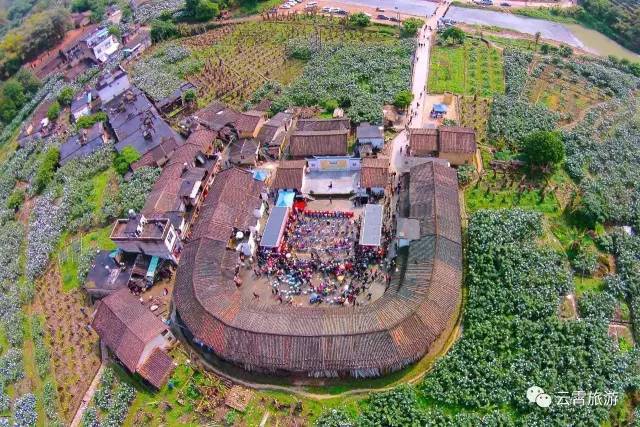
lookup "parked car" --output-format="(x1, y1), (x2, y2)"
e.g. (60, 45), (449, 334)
(334, 8), (347, 15)
(389, 16), (400, 22)
(500, 2), (511, 5)
(321, 6), (331, 11)
(375, 7), (385, 11)
(377, 14), (389, 20)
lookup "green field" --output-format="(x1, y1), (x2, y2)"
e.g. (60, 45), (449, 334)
(428, 37), (504, 96)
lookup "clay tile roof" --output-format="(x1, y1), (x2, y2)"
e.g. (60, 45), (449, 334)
(295, 118), (350, 132)
(289, 130), (348, 157)
(409, 128), (438, 156)
(360, 157), (389, 189)
(142, 129), (216, 216)
(271, 160), (306, 190)
(91, 288), (167, 373)
(137, 348), (175, 389)
(235, 112), (263, 134)
(438, 127), (476, 153)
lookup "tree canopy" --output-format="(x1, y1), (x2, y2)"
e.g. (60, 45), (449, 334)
(113, 147), (140, 175)
(348, 12), (370, 28)
(522, 130), (565, 168)
(441, 27), (465, 44)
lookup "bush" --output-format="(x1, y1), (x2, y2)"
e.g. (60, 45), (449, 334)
(401, 18), (422, 37)
(0, 348), (24, 384)
(151, 19), (179, 42)
(359, 386), (427, 426)
(457, 164), (475, 186)
(348, 12), (370, 28)
(12, 393), (37, 427)
(75, 112), (107, 129)
(578, 291), (616, 321)
(441, 27), (465, 44)
(32, 147), (60, 194)
(315, 409), (354, 427)
(113, 147), (141, 175)
(47, 101), (61, 121)
(393, 89), (412, 110)
(522, 130), (565, 169)
(6, 189), (25, 211)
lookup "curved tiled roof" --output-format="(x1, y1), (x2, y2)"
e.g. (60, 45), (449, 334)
(173, 161), (462, 377)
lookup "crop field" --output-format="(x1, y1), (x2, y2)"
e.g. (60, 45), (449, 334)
(524, 58), (610, 123)
(458, 95), (491, 145)
(132, 19), (400, 109)
(428, 37), (504, 96)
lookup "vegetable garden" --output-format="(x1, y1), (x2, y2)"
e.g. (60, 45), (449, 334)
(131, 19), (404, 111)
(429, 36), (504, 97)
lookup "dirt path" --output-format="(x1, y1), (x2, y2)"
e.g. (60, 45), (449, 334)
(70, 342), (108, 427)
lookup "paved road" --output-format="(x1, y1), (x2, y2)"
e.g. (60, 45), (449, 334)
(335, 0), (438, 16)
(445, 6), (584, 48)
(390, 2), (450, 174)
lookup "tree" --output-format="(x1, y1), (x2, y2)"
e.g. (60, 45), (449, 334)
(522, 131), (564, 169)
(46, 101), (61, 121)
(0, 97), (17, 123)
(441, 27), (466, 45)
(393, 89), (413, 110)
(185, 0), (219, 21)
(348, 12), (370, 28)
(534, 31), (541, 51)
(401, 18), (422, 37)
(183, 89), (196, 104)
(13, 69), (40, 94)
(3, 79), (26, 108)
(113, 147), (140, 175)
(57, 87), (75, 107)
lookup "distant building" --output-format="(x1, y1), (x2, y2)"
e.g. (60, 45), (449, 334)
(59, 122), (107, 165)
(356, 122), (384, 153)
(91, 288), (175, 389)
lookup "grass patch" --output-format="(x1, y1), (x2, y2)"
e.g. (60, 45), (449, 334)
(232, 0), (282, 16)
(574, 276), (604, 296)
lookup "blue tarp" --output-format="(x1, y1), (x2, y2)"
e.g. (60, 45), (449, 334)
(433, 103), (448, 113)
(276, 190), (295, 208)
(253, 170), (268, 181)
(146, 256), (159, 282)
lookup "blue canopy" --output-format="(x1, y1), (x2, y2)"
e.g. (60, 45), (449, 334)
(146, 256), (159, 282)
(276, 190), (295, 208)
(433, 103), (448, 113)
(253, 170), (268, 181)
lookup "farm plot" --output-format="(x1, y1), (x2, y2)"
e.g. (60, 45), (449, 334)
(524, 58), (610, 124)
(132, 20), (399, 109)
(35, 265), (101, 422)
(429, 37), (504, 97)
(458, 95), (492, 145)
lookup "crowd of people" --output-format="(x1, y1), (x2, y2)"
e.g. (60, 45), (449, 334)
(255, 209), (389, 306)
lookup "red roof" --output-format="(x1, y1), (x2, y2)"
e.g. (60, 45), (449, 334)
(91, 288), (168, 373)
(360, 157), (389, 189)
(409, 128), (438, 156)
(137, 348), (175, 389)
(271, 160), (306, 190)
(438, 127), (476, 153)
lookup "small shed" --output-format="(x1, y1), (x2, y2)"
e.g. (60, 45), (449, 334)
(359, 204), (384, 247)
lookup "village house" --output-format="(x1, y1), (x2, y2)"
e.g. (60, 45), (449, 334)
(131, 136), (181, 170)
(408, 126), (480, 170)
(84, 250), (136, 300)
(110, 128), (220, 261)
(256, 111), (293, 159)
(59, 122), (107, 165)
(121, 26), (152, 62)
(71, 89), (100, 121)
(104, 86), (183, 160)
(270, 160), (307, 193)
(91, 288), (175, 389)
(358, 157), (389, 197)
(17, 100), (57, 147)
(154, 82), (197, 114)
(356, 122), (384, 155)
(228, 138), (259, 167)
(96, 67), (131, 105)
(84, 27), (120, 63)
(288, 117), (351, 159)
(193, 102), (265, 140)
